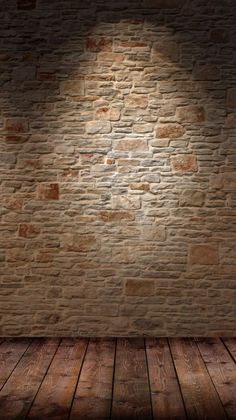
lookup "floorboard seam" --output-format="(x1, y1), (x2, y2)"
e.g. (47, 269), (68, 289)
(67, 338), (90, 420)
(167, 338), (189, 420)
(25, 338), (62, 419)
(109, 337), (117, 420)
(0, 338), (33, 393)
(144, 338), (154, 420)
(220, 337), (236, 365)
(194, 339), (228, 420)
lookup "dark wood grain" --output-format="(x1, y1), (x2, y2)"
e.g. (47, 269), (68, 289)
(111, 338), (152, 420)
(222, 338), (236, 362)
(27, 338), (88, 420)
(146, 338), (186, 420)
(0, 338), (235, 420)
(70, 338), (116, 420)
(0, 338), (59, 419)
(0, 338), (31, 390)
(196, 338), (236, 419)
(169, 338), (227, 420)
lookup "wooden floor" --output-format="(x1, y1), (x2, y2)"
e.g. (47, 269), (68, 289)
(0, 338), (235, 419)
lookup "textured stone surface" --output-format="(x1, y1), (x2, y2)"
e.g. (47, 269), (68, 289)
(189, 245), (219, 265)
(0, 0), (235, 337)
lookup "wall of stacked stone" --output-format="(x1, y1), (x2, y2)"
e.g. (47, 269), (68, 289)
(0, 0), (235, 336)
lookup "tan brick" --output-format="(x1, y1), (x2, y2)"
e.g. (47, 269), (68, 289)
(100, 210), (135, 222)
(130, 183), (150, 192)
(180, 189), (205, 206)
(97, 52), (123, 62)
(63, 233), (98, 252)
(86, 120), (111, 134)
(124, 95), (148, 109)
(113, 139), (148, 151)
(111, 195), (141, 209)
(60, 80), (84, 96)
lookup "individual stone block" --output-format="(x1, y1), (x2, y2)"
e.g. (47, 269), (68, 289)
(86, 121), (111, 134)
(62, 233), (98, 252)
(210, 29), (229, 43)
(5, 118), (29, 133)
(143, 0), (184, 8)
(141, 225), (166, 241)
(125, 279), (155, 296)
(223, 173), (236, 191)
(151, 41), (179, 63)
(176, 105), (205, 123)
(3, 197), (23, 211)
(95, 107), (121, 121)
(100, 210), (135, 222)
(86, 37), (112, 52)
(97, 52), (123, 62)
(189, 244), (219, 265)
(226, 88), (236, 108)
(180, 189), (205, 206)
(60, 80), (84, 96)
(111, 195), (141, 209)
(156, 123), (185, 138)
(133, 123), (153, 133)
(171, 154), (198, 173)
(124, 95), (148, 109)
(130, 183), (150, 192)
(113, 139), (148, 151)
(18, 223), (40, 238)
(17, 0), (36, 9)
(193, 64), (220, 81)
(225, 113), (236, 127)
(37, 183), (59, 200)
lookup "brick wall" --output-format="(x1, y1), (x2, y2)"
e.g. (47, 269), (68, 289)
(0, 0), (235, 336)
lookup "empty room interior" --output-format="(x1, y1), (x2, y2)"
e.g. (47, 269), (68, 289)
(0, 0), (236, 418)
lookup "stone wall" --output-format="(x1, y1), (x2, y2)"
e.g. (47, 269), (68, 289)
(0, 0), (235, 336)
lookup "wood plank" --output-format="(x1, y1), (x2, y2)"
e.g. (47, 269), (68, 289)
(0, 338), (59, 419)
(70, 338), (116, 420)
(169, 338), (227, 420)
(222, 338), (236, 362)
(111, 338), (152, 420)
(196, 338), (236, 420)
(27, 338), (88, 420)
(0, 338), (31, 390)
(146, 338), (186, 420)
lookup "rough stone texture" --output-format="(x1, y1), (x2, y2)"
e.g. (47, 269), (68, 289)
(0, 0), (235, 336)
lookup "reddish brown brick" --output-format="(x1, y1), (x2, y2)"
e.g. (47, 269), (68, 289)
(156, 123), (185, 138)
(171, 154), (198, 173)
(176, 105), (205, 123)
(227, 88), (236, 108)
(86, 37), (112, 52)
(189, 244), (219, 265)
(125, 279), (155, 296)
(37, 183), (59, 201)
(19, 223), (40, 238)
(5, 118), (29, 133)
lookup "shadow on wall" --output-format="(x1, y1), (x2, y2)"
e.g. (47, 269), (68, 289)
(0, 0), (236, 336)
